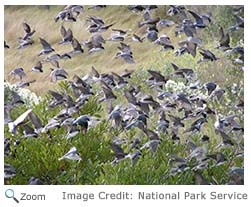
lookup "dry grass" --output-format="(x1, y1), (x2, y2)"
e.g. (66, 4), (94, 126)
(4, 5), (242, 95)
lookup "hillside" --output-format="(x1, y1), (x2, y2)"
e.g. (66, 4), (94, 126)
(4, 5), (243, 95)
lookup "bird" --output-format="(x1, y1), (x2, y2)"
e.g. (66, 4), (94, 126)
(107, 33), (124, 42)
(16, 80), (36, 88)
(197, 49), (218, 63)
(229, 15), (244, 31)
(154, 34), (174, 51)
(38, 38), (55, 56)
(112, 28), (129, 36)
(28, 177), (43, 185)
(167, 5), (186, 17)
(58, 147), (82, 161)
(203, 82), (217, 95)
(110, 143), (128, 166)
(59, 25), (73, 44)
(158, 19), (175, 27)
(4, 40), (10, 48)
(171, 62), (195, 82)
(131, 34), (145, 43)
(84, 34), (105, 54)
(22, 21), (36, 40)
(70, 38), (84, 54)
(73, 115), (90, 134)
(10, 67), (26, 80)
(31, 61), (43, 72)
(17, 37), (34, 49)
(50, 68), (68, 82)
(146, 29), (158, 42)
(115, 52), (135, 64)
(178, 37), (202, 57)
(88, 5), (107, 10)
(188, 10), (211, 28)
(8, 108), (32, 134)
(217, 26), (230, 50)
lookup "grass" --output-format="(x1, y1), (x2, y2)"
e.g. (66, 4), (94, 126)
(4, 5), (243, 95)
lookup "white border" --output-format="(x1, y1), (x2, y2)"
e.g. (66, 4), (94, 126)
(1, 1), (250, 206)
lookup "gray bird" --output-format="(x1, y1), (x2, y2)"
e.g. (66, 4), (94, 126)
(197, 49), (218, 63)
(178, 37), (202, 57)
(28, 177), (43, 185)
(22, 21), (36, 40)
(73, 115), (90, 134)
(217, 26), (230, 50)
(70, 38), (84, 54)
(50, 67), (68, 83)
(229, 15), (244, 31)
(10, 67), (26, 80)
(188, 10), (211, 28)
(59, 25), (73, 44)
(17, 37), (34, 49)
(38, 38), (55, 56)
(59, 146), (82, 161)
(31, 61), (43, 72)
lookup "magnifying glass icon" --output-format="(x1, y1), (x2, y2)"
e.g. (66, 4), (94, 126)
(5, 189), (19, 203)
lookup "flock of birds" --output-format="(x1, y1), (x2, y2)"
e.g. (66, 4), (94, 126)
(4, 5), (244, 185)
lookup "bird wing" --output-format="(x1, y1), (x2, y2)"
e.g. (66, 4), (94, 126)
(188, 10), (203, 24)
(23, 22), (31, 33)
(72, 38), (82, 50)
(91, 66), (100, 78)
(29, 111), (43, 131)
(147, 70), (165, 82)
(171, 62), (180, 71)
(14, 109), (32, 127)
(50, 59), (60, 68)
(40, 38), (52, 49)
(49, 90), (63, 100)
(60, 25), (67, 37)
(34, 61), (42, 69)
